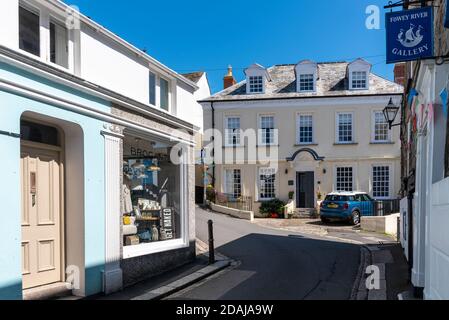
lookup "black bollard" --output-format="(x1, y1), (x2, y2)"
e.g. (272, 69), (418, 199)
(208, 220), (215, 264)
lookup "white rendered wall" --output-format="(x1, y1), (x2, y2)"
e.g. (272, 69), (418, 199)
(79, 27), (150, 105)
(0, 0), (19, 50)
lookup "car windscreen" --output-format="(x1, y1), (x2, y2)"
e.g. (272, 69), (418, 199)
(325, 195), (349, 202)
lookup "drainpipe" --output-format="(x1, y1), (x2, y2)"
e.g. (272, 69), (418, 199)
(211, 102), (216, 188)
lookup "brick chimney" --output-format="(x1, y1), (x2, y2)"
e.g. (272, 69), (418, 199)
(394, 63), (406, 86)
(223, 65), (236, 89)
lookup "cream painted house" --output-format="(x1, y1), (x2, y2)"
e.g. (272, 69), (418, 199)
(201, 59), (404, 216)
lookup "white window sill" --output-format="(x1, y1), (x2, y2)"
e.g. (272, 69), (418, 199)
(18, 48), (74, 74)
(334, 142), (358, 145)
(370, 141), (394, 145)
(122, 238), (188, 259)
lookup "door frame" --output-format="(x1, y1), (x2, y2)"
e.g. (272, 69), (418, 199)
(20, 122), (66, 288)
(296, 171), (315, 209)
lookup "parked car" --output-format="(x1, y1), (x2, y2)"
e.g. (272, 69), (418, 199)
(320, 192), (375, 225)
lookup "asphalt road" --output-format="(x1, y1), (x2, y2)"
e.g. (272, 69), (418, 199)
(172, 207), (362, 300)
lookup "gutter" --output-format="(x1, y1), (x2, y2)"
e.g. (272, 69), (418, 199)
(47, 0), (199, 91)
(199, 92), (404, 104)
(211, 102), (216, 188)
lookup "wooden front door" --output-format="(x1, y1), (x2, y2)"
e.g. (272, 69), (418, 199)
(21, 144), (63, 289)
(296, 172), (314, 209)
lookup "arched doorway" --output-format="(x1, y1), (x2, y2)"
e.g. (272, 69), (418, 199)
(287, 148), (325, 210)
(20, 119), (65, 290)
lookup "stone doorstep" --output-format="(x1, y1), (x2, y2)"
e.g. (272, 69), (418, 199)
(130, 259), (232, 301)
(23, 282), (73, 301)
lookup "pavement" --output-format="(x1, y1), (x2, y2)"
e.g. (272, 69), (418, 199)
(92, 206), (411, 300)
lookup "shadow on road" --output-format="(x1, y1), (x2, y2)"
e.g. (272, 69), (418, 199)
(177, 232), (362, 300)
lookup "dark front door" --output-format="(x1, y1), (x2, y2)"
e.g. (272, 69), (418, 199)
(296, 172), (314, 208)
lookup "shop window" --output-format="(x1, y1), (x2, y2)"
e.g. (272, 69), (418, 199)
(19, 6), (40, 57)
(20, 120), (60, 146)
(122, 136), (182, 248)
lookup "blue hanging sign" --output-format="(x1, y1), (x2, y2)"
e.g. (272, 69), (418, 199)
(386, 7), (434, 64)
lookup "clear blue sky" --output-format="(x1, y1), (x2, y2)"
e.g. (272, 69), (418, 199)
(64, 0), (394, 94)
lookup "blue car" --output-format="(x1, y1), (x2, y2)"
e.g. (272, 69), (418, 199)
(320, 192), (375, 225)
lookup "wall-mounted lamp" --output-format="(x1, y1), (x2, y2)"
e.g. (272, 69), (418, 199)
(323, 168), (327, 175)
(285, 169), (289, 175)
(383, 98), (401, 130)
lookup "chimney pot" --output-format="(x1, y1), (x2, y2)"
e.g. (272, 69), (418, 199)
(223, 65), (236, 89)
(394, 63), (406, 86)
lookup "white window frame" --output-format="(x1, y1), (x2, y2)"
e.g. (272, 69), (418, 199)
(18, 1), (75, 73)
(336, 112), (355, 144)
(258, 114), (276, 146)
(123, 146), (189, 259)
(371, 164), (392, 199)
(224, 168), (242, 199)
(297, 113), (314, 145)
(258, 167), (277, 201)
(159, 76), (171, 112)
(371, 110), (391, 143)
(248, 76), (264, 94)
(350, 71), (368, 90)
(298, 74), (315, 92)
(334, 165), (355, 192)
(224, 116), (242, 147)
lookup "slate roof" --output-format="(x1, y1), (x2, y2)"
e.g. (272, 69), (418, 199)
(182, 71), (205, 84)
(201, 62), (403, 102)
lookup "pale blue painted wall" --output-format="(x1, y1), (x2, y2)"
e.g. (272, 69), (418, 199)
(0, 62), (110, 299)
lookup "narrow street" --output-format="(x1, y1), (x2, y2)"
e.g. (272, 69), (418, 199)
(169, 208), (363, 300)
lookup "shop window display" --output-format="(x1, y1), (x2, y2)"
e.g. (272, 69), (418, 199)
(122, 136), (181, 247)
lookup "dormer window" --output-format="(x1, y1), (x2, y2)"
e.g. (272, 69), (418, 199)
(351, 71), (367, 89)
(299, 74), (315, 92)
(249, 76), (264, 93)
(295, 60), (318, 93)
(348, 58), (371, 90)
(244, 63), (271, 94)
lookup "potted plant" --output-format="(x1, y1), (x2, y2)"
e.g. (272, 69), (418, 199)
(259, 199), (286, 219)
(288, 191), (295, 200)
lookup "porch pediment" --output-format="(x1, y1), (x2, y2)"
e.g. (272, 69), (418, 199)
(286, 148), (325, 162)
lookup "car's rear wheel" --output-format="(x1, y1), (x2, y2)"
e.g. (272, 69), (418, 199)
(350, 211), (361, 226)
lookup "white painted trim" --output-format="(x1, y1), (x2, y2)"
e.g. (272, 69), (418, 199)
(257, 113), (276, 146)
(256, 166), (278, 201)
(370, 163), (394, 200)
(333, 163), (356, 192)
(122, 150), (189, 260)
(371, 110), (392, 143)
(223, 115), (242, 147)
(0, 78), (195, 146)
(206, 95), (402, 110)
(296, 112), (315, 145)
(0, 53), (198, 133)
(102, 131), (123, 294)
(335, 111), (355, 144)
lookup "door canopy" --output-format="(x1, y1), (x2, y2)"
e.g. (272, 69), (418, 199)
(286, 148), (325, 162)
